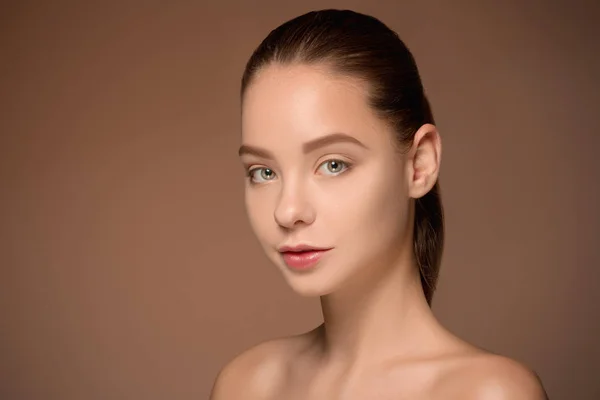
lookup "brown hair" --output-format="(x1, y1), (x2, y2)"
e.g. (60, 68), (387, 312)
(240, 9), (444, 305)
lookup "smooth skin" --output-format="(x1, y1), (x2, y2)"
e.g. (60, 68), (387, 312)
(211, 64), (547, 399)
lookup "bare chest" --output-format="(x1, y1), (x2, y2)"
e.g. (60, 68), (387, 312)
(267, 365), (445, 400)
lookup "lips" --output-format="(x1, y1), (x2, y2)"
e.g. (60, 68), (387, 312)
(278, 245), (332, 270)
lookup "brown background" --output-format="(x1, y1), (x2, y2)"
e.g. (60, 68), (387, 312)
(1, 1), (599, 399)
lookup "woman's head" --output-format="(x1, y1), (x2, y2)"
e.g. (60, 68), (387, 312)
(238, 9), (444, 305)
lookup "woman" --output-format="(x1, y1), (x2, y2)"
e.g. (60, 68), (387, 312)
(211, 9), (547, 399)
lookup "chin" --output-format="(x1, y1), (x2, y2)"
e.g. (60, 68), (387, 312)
(285, 278), (336, 297)
(278, 265), (346, 297)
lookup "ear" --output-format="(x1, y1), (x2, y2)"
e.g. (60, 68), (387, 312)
(406, 123), (442, 199)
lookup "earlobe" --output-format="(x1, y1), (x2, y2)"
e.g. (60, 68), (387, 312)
(407, 123), (441, 199)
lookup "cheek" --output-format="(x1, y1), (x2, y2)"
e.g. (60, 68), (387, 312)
(329, 166), (409, 247)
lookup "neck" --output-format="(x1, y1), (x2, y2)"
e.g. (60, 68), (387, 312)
(316, 252), (440, 368)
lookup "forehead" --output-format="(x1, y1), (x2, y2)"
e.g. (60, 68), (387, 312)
(241, 64), (392, 147)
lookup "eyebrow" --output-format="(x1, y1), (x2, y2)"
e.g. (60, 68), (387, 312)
(238, 132), (368, 159)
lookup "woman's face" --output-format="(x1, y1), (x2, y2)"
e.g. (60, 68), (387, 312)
(239, 64), (414, 296)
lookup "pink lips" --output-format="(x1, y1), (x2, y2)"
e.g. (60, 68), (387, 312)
(278, 245), (332, 270)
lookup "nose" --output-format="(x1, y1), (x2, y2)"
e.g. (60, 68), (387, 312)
(274, 180), (316, 229)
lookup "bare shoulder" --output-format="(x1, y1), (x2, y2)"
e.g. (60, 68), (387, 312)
(209, 338), (289, 399)
(437, 352), (548, 399)
(209, 330), (315, 400)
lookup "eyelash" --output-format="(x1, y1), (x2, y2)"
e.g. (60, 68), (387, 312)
(246, 159), (353, 185)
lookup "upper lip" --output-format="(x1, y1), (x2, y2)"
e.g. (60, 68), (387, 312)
(278, 244), (332, 253)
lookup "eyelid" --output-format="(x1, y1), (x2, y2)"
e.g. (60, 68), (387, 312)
(316, 154), (354, 167)
(244, 162), (272, 174)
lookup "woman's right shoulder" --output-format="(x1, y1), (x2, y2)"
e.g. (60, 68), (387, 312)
(209, 333), (309, 400)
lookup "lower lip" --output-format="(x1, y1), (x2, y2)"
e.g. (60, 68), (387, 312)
(281, 250), (331, 270)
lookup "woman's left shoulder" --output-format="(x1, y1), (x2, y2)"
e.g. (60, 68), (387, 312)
(438, 352), (548, 399)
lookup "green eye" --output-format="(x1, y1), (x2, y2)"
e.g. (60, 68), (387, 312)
(318, 159), (349, 175)
(248, 167), (276, 183)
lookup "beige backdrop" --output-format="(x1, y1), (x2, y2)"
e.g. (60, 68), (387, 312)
(1, 1), (599, 399)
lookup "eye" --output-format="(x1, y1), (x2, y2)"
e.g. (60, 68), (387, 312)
(248, 167), (277, 183)
(317, 159), (350, 176)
